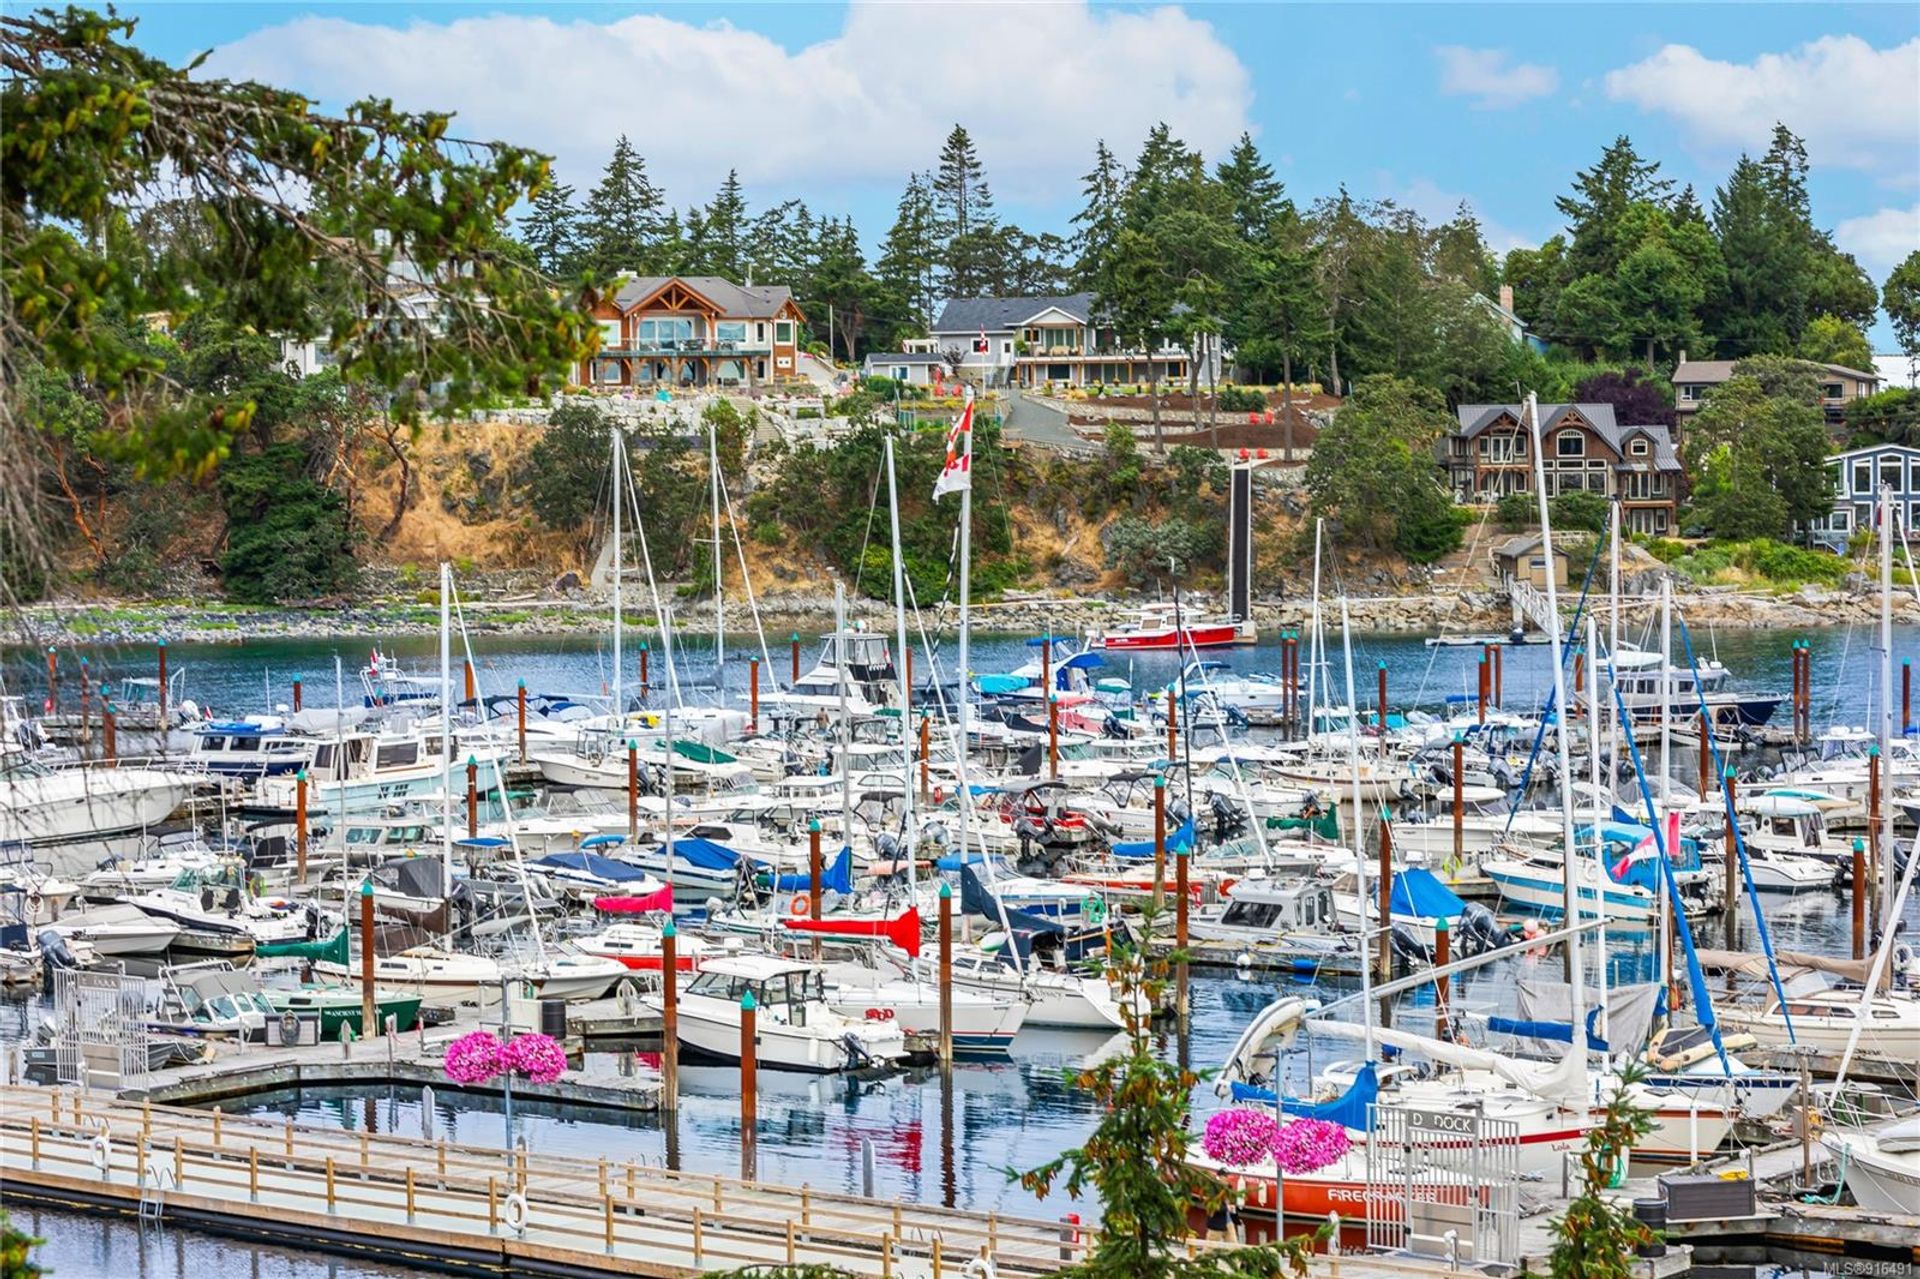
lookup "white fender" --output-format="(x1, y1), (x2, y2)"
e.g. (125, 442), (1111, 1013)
(89, 1132), (110, 1173)
(502, 1191), (529, 1234)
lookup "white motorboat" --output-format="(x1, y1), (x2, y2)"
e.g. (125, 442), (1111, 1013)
(646, 953), (908, 1072)
(1719, 986), (1920, 1061)
(1825, 1115), (1920, 1215)
(947, 943), (1131, 1030)
(0, 745), (201, 870)
(822, 964), (1028, 1053)
(144, 961), (276, 1038)
(251, 726), (505, 816)
(79, 840), (224, 898)
(576, 922), (711, 973)
(129, 862), (312, 948)
(185, 717), (313, 779)
(44, 902), (181, 956)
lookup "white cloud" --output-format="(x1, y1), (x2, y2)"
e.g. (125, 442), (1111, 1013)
(1433, 46), (1559, 110)
(1835, 204), (1920, 281)
(203, 3), (1252, 206)
(1604, 35), (1920, 174)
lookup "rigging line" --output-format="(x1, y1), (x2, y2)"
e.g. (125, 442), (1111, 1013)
(619, 431), (683, 711)
(715, 459), (776, 682)
(850, 459), (885, 601)
(1410, 500), (1496, 711)
(1674, 609), (1795, 1043)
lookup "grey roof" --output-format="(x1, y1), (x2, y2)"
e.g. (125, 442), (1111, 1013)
(1494, 533), (1561, 560)
(1672, 359), (1738, 385)
(1453, 403), (1682, 473)
(863, 351), (945, 365)
(932, 293), (1097, 334)
(611, 275), (797, 319)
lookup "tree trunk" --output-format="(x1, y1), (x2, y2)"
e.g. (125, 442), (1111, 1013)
(48, 441), (106, 565)
(1328, 337), (1340, 398)
(1282, 352), (1295, 461)
(1152, 357), (1164, 454)
(1208, 336), (1219, 450)
(379, 418), (411, 541)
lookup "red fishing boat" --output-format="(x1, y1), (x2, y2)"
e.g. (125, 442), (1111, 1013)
(1090, 604), (1255, 651)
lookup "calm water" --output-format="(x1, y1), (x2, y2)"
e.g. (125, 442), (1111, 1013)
(6, 624), (1918, 1276)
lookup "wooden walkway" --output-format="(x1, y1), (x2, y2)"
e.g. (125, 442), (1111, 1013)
(0, 1084), (1077, 1276)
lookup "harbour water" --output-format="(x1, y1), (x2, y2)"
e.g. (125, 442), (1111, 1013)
(5, 626), (1917, 1276)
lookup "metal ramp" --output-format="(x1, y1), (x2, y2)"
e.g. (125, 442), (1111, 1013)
(1365, 1101), (1521, 1269)
(51, 966), (150, 1091)
(1504, 575), (1561, 639)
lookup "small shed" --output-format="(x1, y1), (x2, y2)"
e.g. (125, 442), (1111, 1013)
(1493, 533), (1570, 589)
(861, 352), (945, 388)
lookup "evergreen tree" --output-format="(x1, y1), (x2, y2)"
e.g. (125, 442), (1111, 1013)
(1122, 122), (1199, 230)
(877, 172), (940, 329)
(932, 124), (995, 294)
(699, 169), (749, 280)
(1071, 140), (1128, 291)
(1886, 251), (1920, 365)
(581, 135), (663, 277)
(1246, 231), (1327, 458)
(1307, 188), (1370, 393)
(1214, 131), (1287, 244)
(1432, 202), (1498, 295)
(518, 179), (580, 276)
(1555, 135), (1672, 281)
(1708, 154), (1800, 356)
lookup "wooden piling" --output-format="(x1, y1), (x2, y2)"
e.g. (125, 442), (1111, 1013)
(295, 771), (309, 884)
(516, 681), (527, 764)
(808, 819), (823, 960)
(639, 644), (649, 702)
(156, 641), (168, 730)
(1451, 736), (1465, 868)
(661, 922), (679, 1110)
(1904, 659), (1911, 737)
(1166, 689), (1178, 763)
(1152, 774), (1167, 906)
(750, 657), (760, 733)
(1492, 643), (1503, 707)
(1698, 711), (1711, 796)
(938, 882), (954, 1067)
(1376, 660), (1388, 734)
(740, 991), (758, 1180)
(1852, 838), (1867, 961)
(359, 879), (376, 1039)
(1723, 768), (1738, 948)
(1377, 819), (1394, 994)
(44, 648), (56, 715)
(293, 679), (303, 712)
(1867, 745), (1882, 928)
(1047, 695), (1059, 779)
(102, 702), (116, 763)
(466, 757), (479, 839)
(1434, 916), (1451, 1040)
(918, 715), (931, 803)
(627, 740), (639, 839)
(1476, 654), (1488, 725)
(464, 659), (475, 705)
(1175, 843), (1190, 1018)
(791, 633), (801, 685)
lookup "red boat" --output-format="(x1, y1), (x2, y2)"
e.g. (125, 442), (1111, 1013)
(577, 923), (708, 972)
(1091, 605), (1255, 651)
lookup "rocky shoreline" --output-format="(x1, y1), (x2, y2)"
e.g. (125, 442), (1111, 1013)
(10, 581), (1920, 648)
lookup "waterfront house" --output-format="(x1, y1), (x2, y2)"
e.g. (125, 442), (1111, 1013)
(1473, 286), (1548, 355)
(1672, 353), (1881, 428)
(1807, 443), (1920, 551)
(1443, 402), (1684, 535)
(929, 293), (1218, 390)
(579, 275), (805, 389)
(861, 351), (945, 388)
(1492, 532), (1571, 589)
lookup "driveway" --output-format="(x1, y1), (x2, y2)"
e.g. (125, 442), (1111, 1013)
(1002, 389), (1098, 455)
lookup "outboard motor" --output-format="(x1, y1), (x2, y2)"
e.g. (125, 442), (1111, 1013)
(36, 928), (80, 989)
(1456, 902), (1510, 957)
(1389, 923), (1432, 966)
(1208, 791), (1244, 841)
(840, 1032), (875, 1070)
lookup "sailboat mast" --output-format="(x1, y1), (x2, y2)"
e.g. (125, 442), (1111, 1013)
(836, 581), (852, 847)
(440, 562), (453, 919)
(1586, 615), (1610, 1046)
(1878, 483), (1894, 931)
(661, 603), (676, 895)
(1339, 598), (1375, 1059)
(1527, 392), (1586, 1048)
(711, 423), (725, 694)
(1608, 497), (1622, 786)
(1306, 519), (1324, 735)
(1659, 580), (1673, 998)
(612, 427), (625, 720)
(885, 438), (916, 974)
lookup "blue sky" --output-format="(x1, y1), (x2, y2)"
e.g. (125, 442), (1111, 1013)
(122, 2), (1918, 340)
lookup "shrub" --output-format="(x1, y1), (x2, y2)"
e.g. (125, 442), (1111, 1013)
(861, 375), (903, 398)
(1215, 385), (1266, 413)
(1549, 490), (1608, 533)
(1641, 537), (1687, 563)
(219, 443), (359, 603)
(1495, 493), (1537, 530)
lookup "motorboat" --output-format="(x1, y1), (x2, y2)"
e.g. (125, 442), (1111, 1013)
(646, 953), (908, 1072)
(129, 861), (314, 949)
(1701, 946), (1920, 1061)
(821, 963), (1029, 1054)
(1825, 1115), (1920, 1215)
(1089, 603), (1254, 651)
(42, 902), (181, 957)
(0, 744), (202, 871)
(144, 961), (277, 1038)
(185, 717), (313, 779)
(251, 725), (504, 816)
(576, 922), (711, 972)
(756, 629), (902, 714)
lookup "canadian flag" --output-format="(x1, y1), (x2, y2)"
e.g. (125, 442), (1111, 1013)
(933, 392), (974, 499)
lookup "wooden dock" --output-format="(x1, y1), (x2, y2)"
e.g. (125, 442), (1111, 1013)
(0, 1084), (1082, 1276)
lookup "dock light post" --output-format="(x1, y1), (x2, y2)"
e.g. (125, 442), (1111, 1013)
(359, 879), (376, 1041)
(661, 921), (679, 1109)
(516, 681), (527, 764)
(295, 771), (309, 883)
(740, 991), (758, 1181)
(938, 883), (953, 1068)
(466, 756), (479, 839)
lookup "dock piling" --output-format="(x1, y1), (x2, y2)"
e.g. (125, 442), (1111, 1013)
(791, 633), (801, 685)
(808, 819), (823, 960)
(359, 879), (376, 1039)
(1723, 768), (1738, 948)
(464, 660), (475, 704)
(1451, 735), (1465, 867)
(293, 678), (303, 712)
(45, 648), (56, 716)
(639, 643), (649, 702)
(1493, 643), (1503, 707)
(740, 991), (757, 1181)
(1153, 773), (1167, 906)
(1376, 818), (1393, 996)
(1376, 660), (1388, 734)
(1434, 917), (1451, 1040)
(918, 715), (930, 803)
(295, 772), (309, 883)
(627, 740), (639, 839)
(157, 641), (168, 730)
(466, 756), (478, 838)
(102, 702), (116, 762)
(1852, 837), (1867, 960)
(661, 922), (679, 1109)
(1175, 842), (1190, 1018)
(938, 883), (954, 1067)
(517, 681), (527, 763)
(1047, 693), (1059, 779)
(1868, 745), (1882, 928)
(750, 657), (760, 732)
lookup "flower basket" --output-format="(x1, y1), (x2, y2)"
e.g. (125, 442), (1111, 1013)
(443, 1030), (569, 1085)
(1201, 1110), (1352, 1174)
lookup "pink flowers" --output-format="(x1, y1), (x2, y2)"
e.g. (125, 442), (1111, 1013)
(443, 1030), (568, 1086)
(443, 1030), (504, 1084)
(500, 1033), (568, 1084)
(1201, 1110), (1352, 1173)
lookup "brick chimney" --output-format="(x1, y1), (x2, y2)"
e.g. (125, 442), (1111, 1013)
(1499, 284), (1514, 313)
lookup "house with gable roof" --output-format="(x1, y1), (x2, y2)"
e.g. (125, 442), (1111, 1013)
(577, 275), (806, 389)
(929, 293), (1219, 389)
(1442, 402), (1684, 535)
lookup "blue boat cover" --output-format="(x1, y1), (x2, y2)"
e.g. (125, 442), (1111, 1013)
(770, 845), (852, 895)
(1229, 1062), (1380, 1131)
(580, 833), (627, 849)
(934, 852), (991, 870)
(671, 837), (744, 872)
(976, 675), (1027, 695)
(1389, 868), (1465, 919)
(530, 852), (653, 882)
(1486, 1006), (1608, 1051)
(1111, 818), (1196, 860)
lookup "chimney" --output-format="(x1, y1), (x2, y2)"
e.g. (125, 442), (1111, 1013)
(1678, 349), (1687, 365)
(1499, 284), (1514, 313)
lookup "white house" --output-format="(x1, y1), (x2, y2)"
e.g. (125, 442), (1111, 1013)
(1809, 443), (1920, 551)
(928, 293), (1220, 390)
(860, 351), (946, 388)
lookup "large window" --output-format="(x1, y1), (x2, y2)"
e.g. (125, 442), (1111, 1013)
(595, 359), (622, 384)
(775, 321), (794, 342)
(1854, 462), (1872, 494)
(598, 319), (622, 352)
(1556, 431), (1584, 457)
(715, 321), (746, 344)
(639, 317), (698, 348)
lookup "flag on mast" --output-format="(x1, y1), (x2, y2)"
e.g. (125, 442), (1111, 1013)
(933, 389), (974, 499)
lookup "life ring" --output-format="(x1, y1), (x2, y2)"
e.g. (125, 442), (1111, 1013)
(90, 1132), (110, 1173)
(789, 895), (811, 918)
(1081, 896), (1108, 926)
(503, 1191), (529, 1233)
